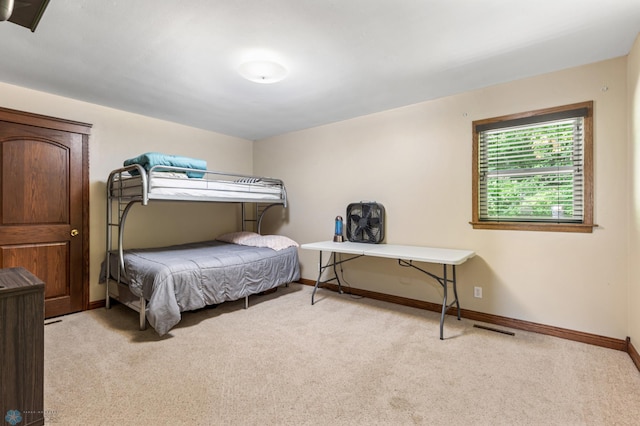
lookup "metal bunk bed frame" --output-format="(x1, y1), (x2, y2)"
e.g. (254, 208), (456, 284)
(105, 164), (288, 330)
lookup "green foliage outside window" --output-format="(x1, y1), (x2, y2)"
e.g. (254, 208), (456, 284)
(472, 101), (593, 232)
(480, 119), (582, 222)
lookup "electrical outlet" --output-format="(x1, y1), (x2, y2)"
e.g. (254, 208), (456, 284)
(474, 286), (483, 298)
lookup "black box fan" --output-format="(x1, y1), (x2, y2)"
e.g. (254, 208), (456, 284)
(346, 202), (385, 244)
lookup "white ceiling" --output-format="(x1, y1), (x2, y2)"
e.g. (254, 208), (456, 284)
(1, 0), (639, 141)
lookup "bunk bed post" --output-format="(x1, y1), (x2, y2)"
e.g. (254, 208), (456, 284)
(105, 166), (148, 329)
(139, 298), (147, 330)
(254, 203), (259, 232)
(105, 175), (113, 310)
(241, 203), (246, 232)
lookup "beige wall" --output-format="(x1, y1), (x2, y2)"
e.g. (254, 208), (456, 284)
(0, 50), (635, 340)
(256, 56), (630, 339)
(628, 34), (640, 348)
(0, 82), (253, 302)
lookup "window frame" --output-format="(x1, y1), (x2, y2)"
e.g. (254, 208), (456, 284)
(471, 101), (595, 233)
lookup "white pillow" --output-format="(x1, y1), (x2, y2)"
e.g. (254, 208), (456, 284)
(216, 231), (260, 244)
(242, 235), (299, 251)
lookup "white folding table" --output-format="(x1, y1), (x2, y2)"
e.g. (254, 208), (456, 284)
(301, 241), (476, 340)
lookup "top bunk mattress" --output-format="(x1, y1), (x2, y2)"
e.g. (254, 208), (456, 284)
(108, 167), (286, 203)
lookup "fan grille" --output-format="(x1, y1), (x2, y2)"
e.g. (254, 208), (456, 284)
(346, 202), (385, 243)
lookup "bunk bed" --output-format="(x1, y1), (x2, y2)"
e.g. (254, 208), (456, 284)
(103, 159), (300, 336)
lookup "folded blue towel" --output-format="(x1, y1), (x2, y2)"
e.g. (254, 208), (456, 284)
(124, 152), (207, 178)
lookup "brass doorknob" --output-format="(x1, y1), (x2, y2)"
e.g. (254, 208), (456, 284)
(70, 229), (79, 237)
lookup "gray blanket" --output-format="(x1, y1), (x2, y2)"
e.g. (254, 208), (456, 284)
(105, 240), (300, 335)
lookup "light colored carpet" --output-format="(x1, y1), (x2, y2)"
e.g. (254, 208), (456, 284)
(43, 284), (640, 425)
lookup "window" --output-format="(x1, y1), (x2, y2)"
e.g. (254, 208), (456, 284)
(471, 101), (594, 232)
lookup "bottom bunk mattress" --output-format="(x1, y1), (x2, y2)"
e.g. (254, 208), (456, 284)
(104, 240), (300, 335)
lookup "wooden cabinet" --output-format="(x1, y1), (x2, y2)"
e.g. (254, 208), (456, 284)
(0, 267), (44, 426)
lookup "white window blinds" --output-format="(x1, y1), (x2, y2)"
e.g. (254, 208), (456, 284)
(477, 108), (587, 223)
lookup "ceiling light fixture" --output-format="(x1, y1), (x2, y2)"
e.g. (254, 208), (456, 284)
(238, 60), (288, 84)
